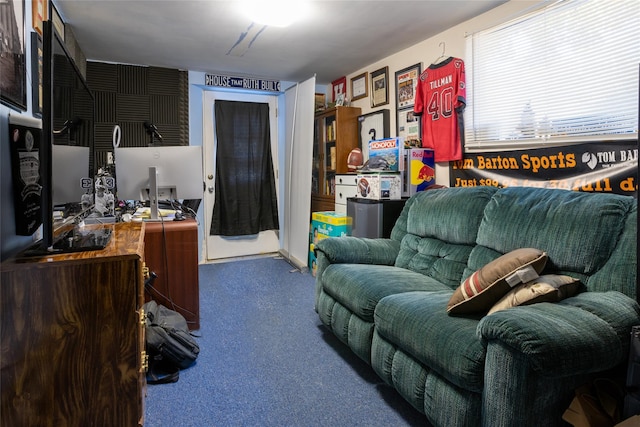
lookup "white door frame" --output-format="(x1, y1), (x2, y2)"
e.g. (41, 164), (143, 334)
(202, 90), (280, 261)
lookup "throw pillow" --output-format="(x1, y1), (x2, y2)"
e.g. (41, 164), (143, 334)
(488, 274), (582, 314)
(447, 248), (547, 315)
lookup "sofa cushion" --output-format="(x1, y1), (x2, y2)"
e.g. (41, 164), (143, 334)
(475, 187), (634, 279)
(375, 291), (486, 393)
(488, 274), (582, 314)
(447, 248), (548, 315)
(394, 187), (497, 287)
(322, 264), (450, 322)
(396, 235), (474, 289)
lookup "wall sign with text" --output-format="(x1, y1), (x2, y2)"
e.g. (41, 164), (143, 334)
(450, 141), (638, 197)
(205, 74), (281, 92)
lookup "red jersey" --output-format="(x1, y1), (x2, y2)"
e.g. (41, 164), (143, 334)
(413, 57), (466, 162)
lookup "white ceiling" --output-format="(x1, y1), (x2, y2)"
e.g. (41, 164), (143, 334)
(53, 0), (507, 85)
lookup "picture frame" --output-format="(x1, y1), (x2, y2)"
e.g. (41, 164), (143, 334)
(315, 93), (326, 112)
(370, 66), (389, 108)
(350, 72), (368, 101)
(357, 109), (390, 160)
(396, 107), (421, 146)
(31, 32), (43, 117)
(0, 0), (27, 111)
(395, 63), (422, 109)
(331, 76), (346, 103)
(32, 0), (48, 35)
(51, 2), (64, 41)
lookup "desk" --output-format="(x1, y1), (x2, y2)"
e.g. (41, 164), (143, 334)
(143, 219), (200, 330)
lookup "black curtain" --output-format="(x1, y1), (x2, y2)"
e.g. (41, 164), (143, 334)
(210, 100), (279, 236)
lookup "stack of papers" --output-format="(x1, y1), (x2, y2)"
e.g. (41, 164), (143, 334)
(133, 207), (176, 220)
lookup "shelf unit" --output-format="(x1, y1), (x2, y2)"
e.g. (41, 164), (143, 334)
(312, 106), (361, 212)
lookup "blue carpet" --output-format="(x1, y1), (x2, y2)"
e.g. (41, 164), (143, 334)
(144, 256), (426, 426)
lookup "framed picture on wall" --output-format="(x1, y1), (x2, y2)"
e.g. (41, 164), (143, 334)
(350, 72), (368, 101)
(315, 93), (326, 112)
(31, 32), (43, 117)
(357, 109), (390, 159)
(331, 76), (346, 103)
(370, 66), (389, 108)
(51, 3), (64, 41)
(397, 107), (421, 146)
(395, 63), (422, 110)
(0, 0), (27, 110)
(32, 0), (48, 35)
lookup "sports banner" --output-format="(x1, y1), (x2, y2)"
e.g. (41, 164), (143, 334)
(450, 141), (638, 197)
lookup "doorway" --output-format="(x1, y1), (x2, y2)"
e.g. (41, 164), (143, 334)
(202, 91), (279, 261)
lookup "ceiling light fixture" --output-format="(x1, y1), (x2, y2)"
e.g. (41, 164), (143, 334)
(238, 0), (310, 27)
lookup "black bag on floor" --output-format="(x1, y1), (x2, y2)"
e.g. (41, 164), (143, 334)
(624, 325), (640, 418)
(143, 300), (200, 384)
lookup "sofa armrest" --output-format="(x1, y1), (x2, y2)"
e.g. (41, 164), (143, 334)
(477, 291), (640, 376)
(315, 236), (400, 266)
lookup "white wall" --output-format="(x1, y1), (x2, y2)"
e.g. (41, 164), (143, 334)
(341, 1), (543, 186)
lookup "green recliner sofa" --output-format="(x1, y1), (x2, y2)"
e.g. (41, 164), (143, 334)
(314, 186), (639, 427)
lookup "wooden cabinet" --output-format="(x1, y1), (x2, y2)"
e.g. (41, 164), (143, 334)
(312, 106), (361, 212)
(144, 219), (200, 330)
(1, 222), (147, 427)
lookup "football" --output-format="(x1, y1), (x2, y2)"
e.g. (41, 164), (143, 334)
(347, 148), (364, 171)
(357, 178), (370, 197)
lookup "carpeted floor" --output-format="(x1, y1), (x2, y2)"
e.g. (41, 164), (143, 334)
(144, 256), (427, 426)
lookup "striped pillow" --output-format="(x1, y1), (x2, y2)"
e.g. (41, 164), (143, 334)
(447, 248), (548, 315)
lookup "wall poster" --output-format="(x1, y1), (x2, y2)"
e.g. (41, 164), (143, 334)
(1, 0), (27, 110)
(395, 63), (421, 110)
(9, 114), (43, 235)
(450, 141), (638, 197)
(396, 107), (421, 146)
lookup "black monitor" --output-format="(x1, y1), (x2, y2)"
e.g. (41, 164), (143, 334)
(23, 20), (107, 256)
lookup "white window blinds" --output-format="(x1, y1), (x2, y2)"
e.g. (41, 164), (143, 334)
(465, 0), (639, 148)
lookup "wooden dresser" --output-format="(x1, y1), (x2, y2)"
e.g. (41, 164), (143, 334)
(1, 222), (147, 427)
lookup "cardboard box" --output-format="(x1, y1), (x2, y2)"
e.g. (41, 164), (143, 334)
(356, 172), (402, 200)
(402, 148), (436, 197)
(615, 415), (640, 426)
(310, 212), (352, 276)
(368, 137), (404, 171)
(311, 211), (352, 233)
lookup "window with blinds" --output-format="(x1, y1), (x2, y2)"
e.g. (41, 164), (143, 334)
(465, 0), (639, 149)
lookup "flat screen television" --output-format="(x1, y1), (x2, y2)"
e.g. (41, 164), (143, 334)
(114, 146), (204, 220)
(23, 20), (105, 255)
